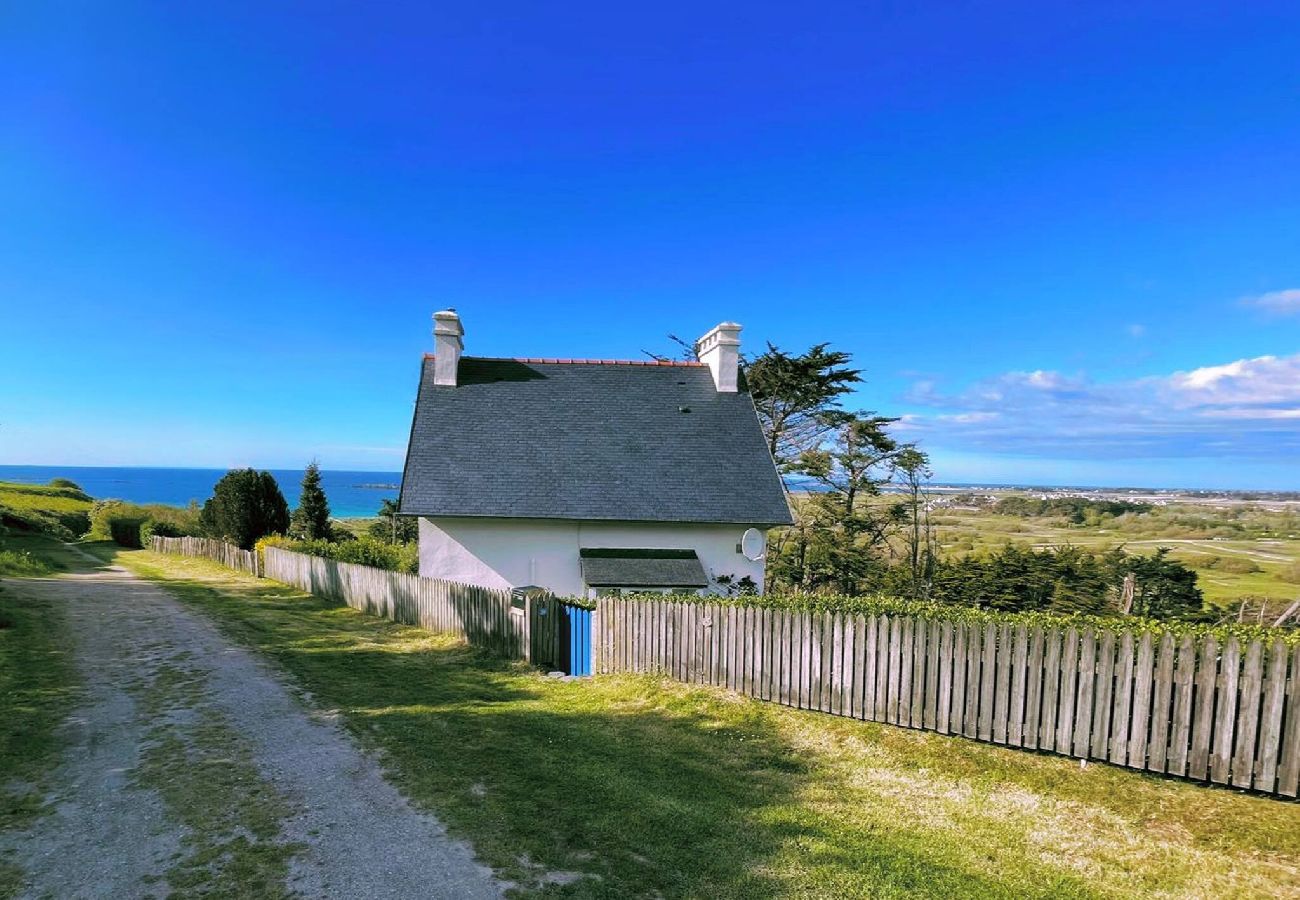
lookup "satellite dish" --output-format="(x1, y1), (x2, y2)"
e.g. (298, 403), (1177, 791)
(740, 528), (766, 561)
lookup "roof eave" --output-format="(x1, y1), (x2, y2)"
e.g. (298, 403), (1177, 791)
(395, 508), (793, 528)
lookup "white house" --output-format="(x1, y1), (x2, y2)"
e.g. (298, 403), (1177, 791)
(397, 310), (792, 598)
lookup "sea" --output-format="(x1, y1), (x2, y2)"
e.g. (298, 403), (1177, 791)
(0, 465), (402, 519)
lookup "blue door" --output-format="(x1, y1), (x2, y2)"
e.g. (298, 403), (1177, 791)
(559, 603), (592, 676)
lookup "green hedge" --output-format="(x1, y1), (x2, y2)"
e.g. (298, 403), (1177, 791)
(108, 518), (146, 549)
(588, 590), (1300, 647)
(257, 534), (418, 574)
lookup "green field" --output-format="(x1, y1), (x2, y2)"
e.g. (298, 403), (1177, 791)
(0, 482), (94, 542)
(927, 498), (1300, 614)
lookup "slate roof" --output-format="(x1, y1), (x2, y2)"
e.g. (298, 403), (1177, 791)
(579, 549), (709, 588)
(398, 356), (792, 525)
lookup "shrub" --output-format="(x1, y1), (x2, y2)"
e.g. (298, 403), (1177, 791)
(258, 534), (418, 574)
(143, 520), (184, 540)
(1184, 554), (1261, 575)
(108, 518), (146, 549)
(201, 469), (290, 550)
(90, 499), (201, 547)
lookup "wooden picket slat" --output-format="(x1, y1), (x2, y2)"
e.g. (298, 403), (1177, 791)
(1254, 639), (1289, 793)
(839, 613), (854, 716)
(868, 616), (878, 723)
(993, 623), (1012, 744)
(1146, 633), (1175, 773)
(979, 623), (997, 743)
(1188, 636), (1218, 780)
(949, 623), (967, 736)
(963, 623), (981, 740)
(1230, 640), (1264, 789)
(1008, 624), (1028, 748)
(820, 611), (834, 714)
(1166, 634), (1197, 776)
(851, 615), (867, 719)
(910, 618), (927, 729)
(1073, 629), (1096, 759)
(1277, 645), (1300, 798)
(1040, 629), (1060, 749)
(1086, 632), (1107, 759)
(1127, 633), (1155, 769)
(882, 617), (898, 724)
(1210, 637), (1241, 785)
(1109, 632), (1135, 765)
(1023, 626), (1045, 751)
(924, 620), (941, 732)
(1056, 628), (1079, 755)
(876, 615), (891, 723)
(899, 617), (914, 727)
(935, 621), (953, 735)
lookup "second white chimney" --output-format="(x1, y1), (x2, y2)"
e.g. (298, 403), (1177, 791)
(432, 309), (464, 386)
(696, 321), (742, 392)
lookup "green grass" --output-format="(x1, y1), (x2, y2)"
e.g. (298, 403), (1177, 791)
(87, 543), (1300, 899)
(931, 506), (1300, 609)
(0, 531), (85, 574)
(0, 538), (81, 898)
(0, 482), (94, 540)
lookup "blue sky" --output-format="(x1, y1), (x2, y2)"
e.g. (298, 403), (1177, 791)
(2, 2), (1298, 488)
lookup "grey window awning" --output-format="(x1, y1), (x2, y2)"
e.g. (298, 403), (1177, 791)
(579, 548), (709, 588)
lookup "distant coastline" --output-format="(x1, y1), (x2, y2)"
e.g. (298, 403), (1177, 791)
(0, 465), (402, 519)
(4, 465), (1295, 516)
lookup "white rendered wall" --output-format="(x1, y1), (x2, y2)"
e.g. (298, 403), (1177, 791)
(417, 517), (768, 597)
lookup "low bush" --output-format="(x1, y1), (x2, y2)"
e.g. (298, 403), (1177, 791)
(109, 518), (147, 549)
(257, 534), (418, 574)
(91, 499), (202, 547)
(1184, 554), (1262, 575)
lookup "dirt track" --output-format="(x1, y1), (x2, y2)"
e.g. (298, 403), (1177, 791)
(0, 552), (503, 899)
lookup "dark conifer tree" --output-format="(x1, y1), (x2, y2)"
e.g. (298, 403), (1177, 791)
(200, 469), (290, 549)
(290, 461), (333, 541)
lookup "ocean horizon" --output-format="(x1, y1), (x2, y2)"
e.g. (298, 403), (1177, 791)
(0, 465), (401, 519)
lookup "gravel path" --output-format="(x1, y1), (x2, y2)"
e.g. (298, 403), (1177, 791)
(0, 551), (504, 899)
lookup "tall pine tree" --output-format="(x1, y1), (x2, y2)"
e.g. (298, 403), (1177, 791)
(290, 461), (333, 541)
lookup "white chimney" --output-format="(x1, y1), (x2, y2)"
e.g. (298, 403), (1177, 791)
(696, 321), (742, 392)
(432, 309), (464, 386)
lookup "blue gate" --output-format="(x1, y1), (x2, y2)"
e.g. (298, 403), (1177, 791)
(528, 596), (593, 676)
(559, 603), (592, 676)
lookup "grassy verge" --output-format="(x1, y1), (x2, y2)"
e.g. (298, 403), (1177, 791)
(0, 536), (81, 898)
(0, 531), (85, 577)
(89, 544), (1300, 899)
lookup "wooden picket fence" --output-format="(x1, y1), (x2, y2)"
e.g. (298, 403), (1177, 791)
(595, 598), (1300, 798)
(263, 547), (531, 659)
(150, 535), (259, 576)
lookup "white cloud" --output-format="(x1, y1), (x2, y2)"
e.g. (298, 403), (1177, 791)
(902, 352), (1300, 460)
(1164, 354), (1300, 406)
(1242, 288), (1300, 316)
